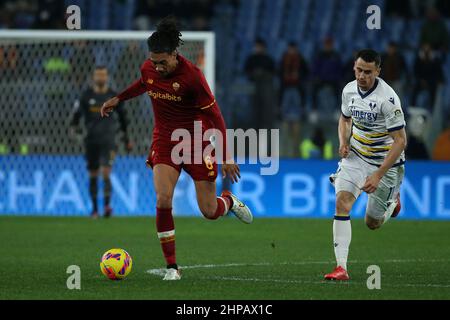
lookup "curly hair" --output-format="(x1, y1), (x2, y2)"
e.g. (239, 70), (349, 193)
(147, 16), (184, 53)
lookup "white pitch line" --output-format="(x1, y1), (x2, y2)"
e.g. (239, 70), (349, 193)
(205, 276), (353, 286)
(145, 259), (450, 289)
(207, 276), (450, 289)
(208, 276), (450, 289)
(146, 258), (450, 274)
(146, 261), (331, 277)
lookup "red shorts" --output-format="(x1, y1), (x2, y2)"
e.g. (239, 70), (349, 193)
(146, 141), (218, 182)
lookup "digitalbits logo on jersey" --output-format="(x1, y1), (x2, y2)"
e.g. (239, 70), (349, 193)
(100, 248), (133, 280)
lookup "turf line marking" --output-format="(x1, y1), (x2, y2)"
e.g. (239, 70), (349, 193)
(146, 259), (450, 289)
(146, 258), (450, 275)
(206, 276), (352, 286)
(146, 261), (330, 277)
(206, 276), (450, 289)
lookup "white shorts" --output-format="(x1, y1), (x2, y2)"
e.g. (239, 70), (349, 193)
(330, 152), (405, 220)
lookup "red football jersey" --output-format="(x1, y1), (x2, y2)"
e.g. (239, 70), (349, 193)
(117, 54), (228, 160)
(143, 55), (215, 146)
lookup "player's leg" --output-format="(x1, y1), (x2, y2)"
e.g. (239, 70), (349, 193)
(101, 165), (113, 217)
(152, 163), (181, 279)
(365, 165), (404, 229)
(186, 156), (253, 224)
(194, 180), (230, 220)
(99, 144), (116, 218)
(325, 156), (365, 280)
(88, 170), (99, 218)
(86, 142), (100, 218)
(326, 190), (356, 280)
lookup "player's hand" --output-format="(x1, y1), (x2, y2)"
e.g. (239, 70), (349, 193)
(123, 136), (133, 153)
(101, 97), (120, 117)
(362, 172), (383, 194)
(339, 143), (350, 158)
(222, 160), (241, 184)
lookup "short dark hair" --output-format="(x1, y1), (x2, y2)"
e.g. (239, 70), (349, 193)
(147, 16), (183, 53)
(356, 49), (381, 67)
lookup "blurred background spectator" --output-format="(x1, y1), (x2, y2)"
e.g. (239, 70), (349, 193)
(412, 42), (445, 110)
(311, 37), (342, 113)
(244, 38), (276, 131)
(405, 111), (430, 160)
(380, 42), (408, 104)
(279, 41), (308, 157)
(420, 6), (449, 54)
(1, 0), (450, 160)
(300, 126), (333, 160)
(432, 115), (450, 161)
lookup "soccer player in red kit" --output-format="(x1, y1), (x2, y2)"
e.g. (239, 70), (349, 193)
(100, 17), (253, 280)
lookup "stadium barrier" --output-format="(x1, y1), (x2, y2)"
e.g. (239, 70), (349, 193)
(1, 156), (449, 219)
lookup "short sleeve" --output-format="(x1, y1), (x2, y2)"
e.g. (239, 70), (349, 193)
(382, 97), (405, 132)
(341, 91), (351, 118)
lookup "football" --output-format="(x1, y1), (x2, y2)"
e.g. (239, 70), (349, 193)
(100, 248), (133, 280)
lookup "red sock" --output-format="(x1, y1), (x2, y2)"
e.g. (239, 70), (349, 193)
(156, 207), (176, 266)
(208, 197), (230, 220)
(222, 196), (232, 209)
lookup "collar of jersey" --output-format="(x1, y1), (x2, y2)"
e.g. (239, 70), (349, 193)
(357, 78), (379, 99)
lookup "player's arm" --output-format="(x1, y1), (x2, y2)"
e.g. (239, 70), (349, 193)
(338, 114), (352, 158)
(363, 128), (407, 193)
(339, 91), (352, 158)
(363, 99), (407, 193)
(115, 100), (133, 152)
(200, 102), (231, 160)
(69, 98), (82, 127)
(378, 128), (407, 175)
(201, 102), (240, 183)
(193, 71), (240, 183)
(101, 79), (147, 117)
(69, 97), (84, 139)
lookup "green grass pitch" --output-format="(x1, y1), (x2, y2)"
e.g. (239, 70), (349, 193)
(1, 216), (449, 300)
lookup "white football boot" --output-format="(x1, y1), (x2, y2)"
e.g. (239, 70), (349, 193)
(221, 190), (253, 224)
(383, 198), (398, 224)
(163, 268), (181, 280)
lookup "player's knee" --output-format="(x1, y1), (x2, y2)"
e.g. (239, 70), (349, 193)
(336, 197), (352, 216)
(365, 216), (382, 230)
(366, 223), (381, 230)
(156, 193), (173, 208)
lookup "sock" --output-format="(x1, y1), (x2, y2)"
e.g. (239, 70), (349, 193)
(333, 215), (351, 271)
(104, 176), (112, 207)
(206, 197), (230, 220)
(156, 207), (176, 267)
(223, 194), (233, 208)
(89, 177), (98, 212)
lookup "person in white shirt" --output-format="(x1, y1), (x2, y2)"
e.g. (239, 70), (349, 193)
(325, 49), (407, 281)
